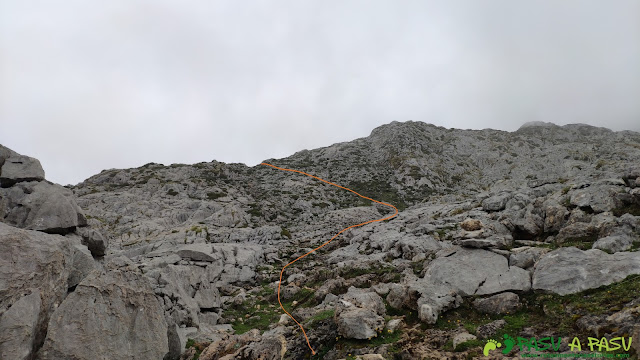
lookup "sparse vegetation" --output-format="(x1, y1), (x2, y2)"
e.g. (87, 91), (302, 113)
(432, 274), (640, 353)
(280, 227), (292, 239)
(166, 189), (179, 196)
(612, 203), (640, 217)
(247, 203), (262, 217)
(206, 191), (227, 200)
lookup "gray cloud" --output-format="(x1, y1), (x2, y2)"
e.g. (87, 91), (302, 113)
(1, 0), (639, 185)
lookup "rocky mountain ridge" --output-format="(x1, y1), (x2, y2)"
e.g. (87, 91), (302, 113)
(1, 120), (640, 359)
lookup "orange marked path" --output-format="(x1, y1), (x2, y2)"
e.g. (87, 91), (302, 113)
(261, 162), (399, 355)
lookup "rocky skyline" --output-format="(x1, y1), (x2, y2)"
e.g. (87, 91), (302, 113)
(3, 1), (639, 186)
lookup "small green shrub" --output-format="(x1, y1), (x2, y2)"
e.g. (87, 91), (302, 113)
(280, 227), (292, 239)
(206, 191), (227, 200)
(166, 189), (179, 196)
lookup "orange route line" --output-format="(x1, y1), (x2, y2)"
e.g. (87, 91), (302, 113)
(261, 162), (399, 355)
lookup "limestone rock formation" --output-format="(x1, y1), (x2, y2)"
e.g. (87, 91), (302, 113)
(0, 223), (74, 358)
(0, 155), (45, 187)
(472, 292), (521, 314)
(424, 248), (531, 296)
(0, 290), (41, 360)
(335, 287), (386, 339)
(0, 179), (86, 234)
(3, 121), (640, 359)
(533, 247), (640, 295)
(38, 265), (169, 360)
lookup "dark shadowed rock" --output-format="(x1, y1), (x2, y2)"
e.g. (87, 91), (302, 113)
(76, 227), (108, 257)
(67, 242), (97, 289)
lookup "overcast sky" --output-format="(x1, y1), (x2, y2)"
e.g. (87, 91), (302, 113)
(1, 1), (639, 185)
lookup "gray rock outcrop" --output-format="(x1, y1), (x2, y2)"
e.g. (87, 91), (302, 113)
(39, 266), (169, 360)
(532, 247), (640, 295)
(0, 223), (75, 357)
(592, 234), (634, 253)
(472, 292), (521, 314)
(0, 181), (86, 233)
(0, 155), (45, 187)
(0, 290), (41, 360)
(424, 248), (531, 295)
(334, 287), (386, 339)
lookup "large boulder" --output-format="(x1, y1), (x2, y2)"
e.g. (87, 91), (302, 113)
(0, 223), (74, 355)
(460, 218), (483, 231)
(532, 247), (640, 295)
(0, 181), (87, 234)
(0, 290), (41, 360)
(569, 186), (618, 213)
(482, 193), (511, 212)
(76, 227), (108, 257)
(592, 234), (634, 253)
(424, 248), (531, 296)
(415, 282), (462, 324)
(38, 266), (169, 360)
(0, 155), (45, 187)
(335, 287), (386, 340)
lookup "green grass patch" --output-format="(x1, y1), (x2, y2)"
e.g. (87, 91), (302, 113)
(280, 227), (292, 239)
(347, 179), (408, 211)
(554, 234), (598, 250)
(340, 264), (397, 280)
(206, 191), (227, 200)
(337, 329), (403, 352)
(385, 302), (420, 325)
(434, 274), (640, 345)
(444, 338), (485, 352)
(226, 286), (280, 334)
(184, 338), (206, 360)
(307, 309), (335, 327)
(247, 203), (262, 217)
(612, 203), (640, 217)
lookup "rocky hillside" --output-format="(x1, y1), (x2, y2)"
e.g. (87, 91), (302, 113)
(2, 120), (640, 359)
